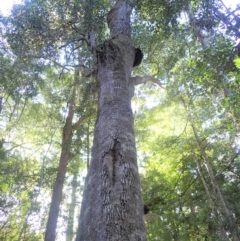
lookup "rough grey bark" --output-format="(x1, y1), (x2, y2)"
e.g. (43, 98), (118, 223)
(76, 1), (146, 240)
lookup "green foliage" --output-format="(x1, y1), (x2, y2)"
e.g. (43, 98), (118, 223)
(234, 57), (240, 68)
(0, 53), (44, 100)
(136, 0), (192, 35)
(1, 0), (240, 240)
(133, 1), (240, 239)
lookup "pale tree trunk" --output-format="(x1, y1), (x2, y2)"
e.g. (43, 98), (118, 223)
(66, 172), (78, 241)
(191, 123), (240, 241)
(76, 1), (146, 240)
(186, 12), (240, 239)
(45, 70), (79, 241)
(181, 98), (240, 241)
(191, 151), (229, 241)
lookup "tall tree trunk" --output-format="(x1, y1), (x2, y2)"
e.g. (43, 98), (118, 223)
(192, 151), (229, 241)
(86, 120), (90, 170)
(191, 122), (240, 241)
(66, 172), (78, 241)
(45, 70), (79, 241)
(76, 1), (146, 240)
(181, 98), (240, 241)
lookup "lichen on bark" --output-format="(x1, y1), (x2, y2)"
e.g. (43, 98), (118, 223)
(76, 1), (146, 240)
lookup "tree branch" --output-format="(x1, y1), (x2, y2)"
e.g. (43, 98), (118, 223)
(131, 75), (165, 89)
(59, 37), (89, 49)
(72, 116), (85, 130)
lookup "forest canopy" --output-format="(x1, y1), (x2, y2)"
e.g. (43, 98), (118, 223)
(0, 0), (240, 240)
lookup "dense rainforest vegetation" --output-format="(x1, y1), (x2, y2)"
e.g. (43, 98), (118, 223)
(0, 0), (240, 240)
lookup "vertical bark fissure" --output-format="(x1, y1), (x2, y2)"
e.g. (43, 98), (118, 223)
(76, 1), (146, 240)
(45, 70), (79, 241)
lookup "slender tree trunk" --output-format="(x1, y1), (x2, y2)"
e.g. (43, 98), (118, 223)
(45, 70), (79, 241)
(66, 173), (78, 241)
(76, 1), (146, 240)
(192, 151), (229, 241)
(86, 120), (90, 170)
(181, 98), (240, 241)
(191, 123), (239, 241)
